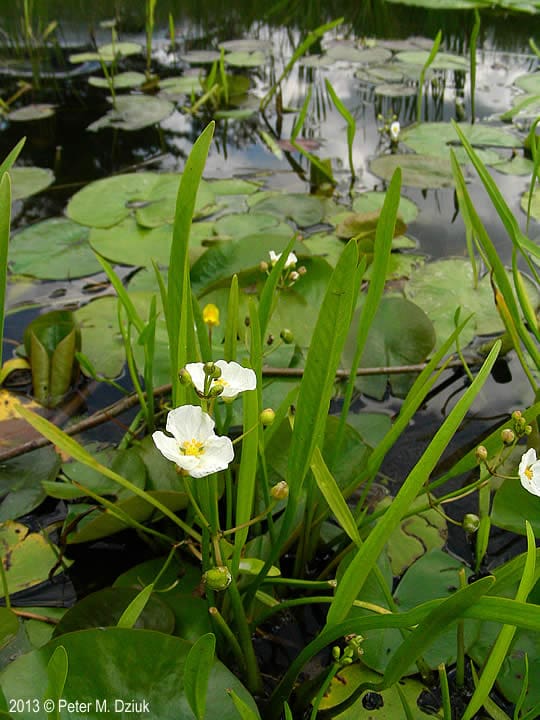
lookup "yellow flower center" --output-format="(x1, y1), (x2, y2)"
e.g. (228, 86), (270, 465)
(181, 438), (205, 456)
(202, 304), (220, 327)
(525, 465), (534, 481)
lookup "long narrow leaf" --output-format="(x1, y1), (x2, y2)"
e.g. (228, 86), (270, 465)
(169, 122), (215, 405)
(117, 583), (154, 629)
(0, 137), (25, 179)
(0, 174), (11, 364)
(184, 633), (216, 720)
(326, 340), (501, 627)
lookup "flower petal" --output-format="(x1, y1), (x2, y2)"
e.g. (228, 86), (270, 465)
(185, 363), (206, 394)
(215, 360), (256, 397)
(166, 404), (215, 443)
(152, 431), (181, 464)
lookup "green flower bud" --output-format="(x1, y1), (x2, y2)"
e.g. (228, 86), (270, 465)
(332, 646), (341, 662)
(203, 566), (232, 592)
(208, 382), (224, 398)
(271, 480), (289, 500)
(280, 328), (294, 344)
(179, 368), (192, 386)
(203, 361), (216, 376)
(475, 445), (488, 463)
(260, 408), (276, 427)
(501, 428), (515, 445)
(525, 425), (533, 435)
(463, 513), (480, 534)
(211, 365), (222, 380)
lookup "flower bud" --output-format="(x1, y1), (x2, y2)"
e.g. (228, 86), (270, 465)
(332, 646), (341, 662)
(211, 365), (222, 380)
(280, 328), (294, 344)
(462, 513), (480, 534)
(259, 261), (269, 273)
(512, 410), (523, 421)
(475, 445), (488, 463)
(202, 303), (220, 327)
(179, 368), (192, 386)
(204, 361), (216, 376)
(501, 428), (515, 445)
(289, 271), (300, 282)
(208, 382), (224, 398)
(298, 265), (307, 276)
(260, 408), (276, 427)
(271, 480), (289, 500)
(525, 425), (533, 435)
(203, 566), (232, 591)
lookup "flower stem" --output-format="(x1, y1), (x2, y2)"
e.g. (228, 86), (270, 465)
(226, 574), (262, 694)
(209, 606), (247, 674)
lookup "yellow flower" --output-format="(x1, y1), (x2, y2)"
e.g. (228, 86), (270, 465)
(202, 303), (220, 327)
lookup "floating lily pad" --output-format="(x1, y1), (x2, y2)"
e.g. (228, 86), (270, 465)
(159, 75), (202, 97)
(69, 42), (142, 63)
(75, 297), (126, 378)
(520, 186), (540, 221)
(396, 49), (469, 70)
(0, 448), (60, 522)
(134, 175), (216, 227)
(326, 44), (391, 64)
(66, 172), (159, 228)
(492, 155), (534, 175)
(370, 153), (453, 188)
(88, 71), (146, 89)
(214, 108), (256, 120)
(10, 218), (101, 279)
(208, 178), (260, 195)
(0, 628), (261, 720)
(10, 167), (54, 201)
(9, 104), (55, 122)
(344, 296), (435, 399)
(335, 211), (407, 242)
(298, 54), (330, 68)
(375, 82), (417, 97)
(214, 213), (281, 239)
(515, 72), (540, 94)
(401, 123), (521, 164)
(249, 192), (325, 227)
(353, 191), (419, 223)
(89, 219), (172, 268)
(219, 38), (272, 53)
(181, 50), (221, 64)
(87, 95), (175, 132)
(224, 51), (266, 67)
(355, 65), (406, 84)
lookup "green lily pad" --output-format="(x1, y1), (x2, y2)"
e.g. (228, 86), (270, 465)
(0, 522), (65, 598)
(0, 628), (261, 719)
(401, 122), (521, 162)
(395, 49), (469, 70)
(319, 662), (438, 718)
(353, 191), (418, 223)
(69, 42), (142, 63)
(214, 108), (256, 120)
(88, 95), (175, 132)
(355, 65), (406, 84)
(375, 83), (417, 97)
(492, 155), (534, 175)
(515, 72), (540, 94)
(208, 178), (260, 195)
(214, 213), (281, 239)
(344, 296), (435, 400)
(89, 219), (172, 267)
(0, 448), (60, 522)
(88, 71), (146, 89)
(370, 153), (454, 188)
(326, 43), (369, 63)
(298, 54), (330, 68)
(159, 75), (203, 97)
(404, 259), (539, 349)
(53, 587), (175, 636)
(67, 172), (159, 228)
(9, 104), (55, 122)
(75, 297), (126, 378)
(520, 186), (540, 221)
(134, 175), (216, 227)
(181, 50), (221, 64)
(224, 51), (266, 67)
(335, 211), (407, 242)
(10, 167), (54, 201)
(249, 192), (324, 227)
(303, 232), (344, 267)
(9, 218), (101, 279)
(220, 38), (272, 53)
(492, 476), (540, 536)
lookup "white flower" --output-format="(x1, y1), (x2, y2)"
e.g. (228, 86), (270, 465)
(518, 448), (540, 497)
(152, 405), (234, 478)
(389, 121), (400, 142)
(185, 360), (256, 399)
(269, 250), (297, 269)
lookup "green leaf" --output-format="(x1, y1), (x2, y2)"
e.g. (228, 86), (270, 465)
(249, 193), (324, 228)
(396, 49), (469, 70)
(0, 174), (11, 366)
(0, 609), (18, 652)
(75, 297), (126, 378)
(88, 71), (146, 89)
(370, 154), (453, 189)
(0, 447), (60, 521)
(44, 646), (68, 720)
(311, 447), (361, 547)
(89, 218), (173, 267)
(0, 139), (25, 180)
(10, 167), (54, 202)
(10, 218), (100, 280)
(326, 340), (501, 627)
(184, 633), (216, 720)
(0, 628), (261, 719)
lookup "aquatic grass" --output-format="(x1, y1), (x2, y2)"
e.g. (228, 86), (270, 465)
(290, 87), (335, 186)
(417, 30), (442, 122)
(469, 10), (480, 123)
(168, 121), (214, 406)
(145, 0), (157, 75)
(325, 79), (356, 179)
(0, 174), (11, 367)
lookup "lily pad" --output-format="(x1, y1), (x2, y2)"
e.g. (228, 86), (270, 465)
(214, 108), (257, 120)
(134, 175), (216, 227)
(520, 186), (540, 221)
(214, 213), (282, 239)
(224, 51), (266, 67)
(67, 172), (159, 228)
(353, 191), (418, 223)
(181, 50), (221, 64)
(375, 83), (417, 97)
(249, 192), (325, 227)
(208, 178), (260, 195)
(9, 104), (55, 122)
(159, 75), (202, 97)
(220, 38), (272, 53)
(492, 155), (534, 175)
(515, 72), (540, 94)
(319, 662), (438, 719)
(370, 153), (453, 189)
(69, 42), (142, 64)
(344, 296), (435, 400)
(0, 448), (60, 522)
(10, 167), (54, 201)
(89, 220), (171, 267)
(395, 49), (469, 70)
(87, 95), (175, 132)
(9, 218), (101, 280)
(0, 628), (261, 719)
(75, 297), (126, 378)
(355, 65), (406, 84)
(88, 71), (146, 89)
